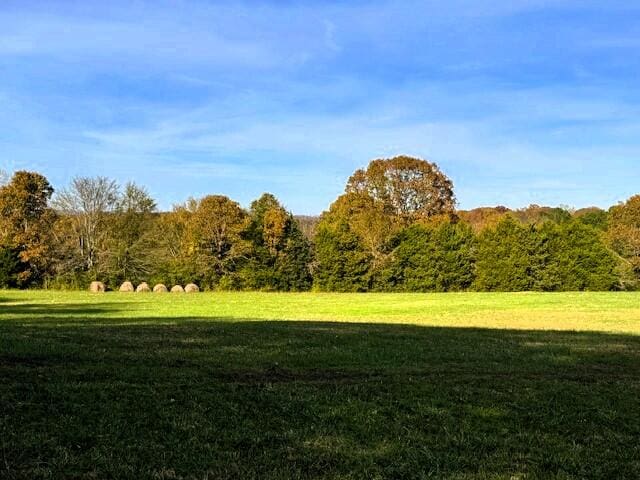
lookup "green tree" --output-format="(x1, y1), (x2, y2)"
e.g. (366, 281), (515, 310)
(101, 182), (158, 287)
(380, 220), (476, 292)
(182, 195), (249, 289)
(314, 225), (372, 292)
(514, 205), (572, 226)
(476, 216), (619, 292)
(0, 171), (56, 286)
(241, 193), (312, 291)
(275, 224), (313, 291)
(574, 207), (608, 230)
(325, 192), (399, 269)
(537, 220), (619, 291)
(0, 247), (22, 288)
(146, 208), (196, 288)
(313, 193), (387, 291)
(245, 194), (285, 252)
(474, 216), (541, 291)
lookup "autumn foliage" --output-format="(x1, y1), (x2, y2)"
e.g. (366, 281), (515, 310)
(0, 157), (637, 291)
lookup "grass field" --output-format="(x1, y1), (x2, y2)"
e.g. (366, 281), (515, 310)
(2, 291), (640, 479)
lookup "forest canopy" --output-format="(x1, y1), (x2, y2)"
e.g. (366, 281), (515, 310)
(0, 156), (637, 291)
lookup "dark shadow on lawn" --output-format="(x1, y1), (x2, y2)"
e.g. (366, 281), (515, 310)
(0, 300), (133, 318)
(1, 317), (639, 479)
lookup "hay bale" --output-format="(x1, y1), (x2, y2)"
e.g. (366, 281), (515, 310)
(89, 281), (105, 293)
(153, 283), (168, 293)
(185, 283), (200, 293)
(171, 285), (185, 293)
(136, 282), (151, 293)
(119, 281), (134, 293)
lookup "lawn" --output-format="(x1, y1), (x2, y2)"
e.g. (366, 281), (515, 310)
(1, 291), (640, 479)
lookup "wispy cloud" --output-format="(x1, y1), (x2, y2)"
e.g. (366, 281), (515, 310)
(1, 0), (640, 213)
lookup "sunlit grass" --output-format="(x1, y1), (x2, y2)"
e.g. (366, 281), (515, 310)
(2, 290), (640, 333)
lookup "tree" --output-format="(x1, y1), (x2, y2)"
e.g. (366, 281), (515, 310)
(53, 176), (119, 273)
(182, 195), (249, 289)
(0, 247), (22, 288)
(275, 223), (313, 291)
(0, 171), (56, 285)
(313, 192), (392, 291)
(101, 182), (158, 287)
(117, 182), (157, 215)
(475, 215), (620, 292)
(46, 214), (88, 289)
(380, 220), (476, 292)
(537, 220), (618, 291)
(346, 155), (455, 221)
(241, 193), (312, 291)
(607, 195), (640, 286)
(458, 206), (510, 232)
(245, 193), (285, 254)
(262, 207), (289, 255)
(327, 192), (400, 268)
(295, 215), (320, 241)
(313, 222), (372, 292)
(574, 207), (608, 231)
(474, 216), (541, 291)
(146, 207), (195, 287)
(514, 205), (572, 225)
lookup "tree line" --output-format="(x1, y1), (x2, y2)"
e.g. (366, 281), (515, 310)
(1, 156), (639, 291)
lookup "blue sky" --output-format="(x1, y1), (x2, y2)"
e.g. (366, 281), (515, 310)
(1, 0), (640, 214)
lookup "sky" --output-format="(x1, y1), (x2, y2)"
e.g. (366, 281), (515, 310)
(1, 0), (640, 214)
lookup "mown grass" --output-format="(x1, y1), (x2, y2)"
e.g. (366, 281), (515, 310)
(1, 291), (640, 479)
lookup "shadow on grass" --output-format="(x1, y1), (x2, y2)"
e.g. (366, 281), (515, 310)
(1, 315), (639, 479)
(0, 299), (134, 318)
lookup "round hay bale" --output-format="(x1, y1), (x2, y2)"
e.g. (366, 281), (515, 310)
(136, 282), (151, 293)
(171, 285), (185, 293)
(89, 281), (105, 293)
(184, 283), (200, 293)
(119, 281), (134, 293)
(153, 283), (168, 293)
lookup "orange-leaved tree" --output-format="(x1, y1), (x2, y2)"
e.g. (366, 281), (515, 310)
(0, 171), (56, 285)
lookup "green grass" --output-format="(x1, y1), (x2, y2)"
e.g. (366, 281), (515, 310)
(1, 291), (640, 479)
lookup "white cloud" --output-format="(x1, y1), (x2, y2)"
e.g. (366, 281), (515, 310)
(2, 0), (640, 213)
